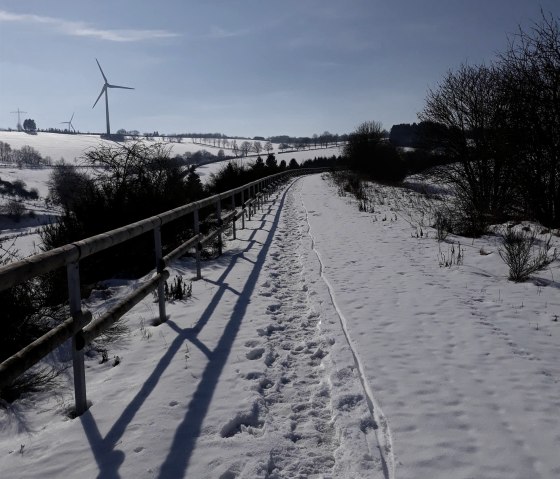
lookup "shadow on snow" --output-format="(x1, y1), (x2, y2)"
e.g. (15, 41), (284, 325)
(79, 182), (293, 479)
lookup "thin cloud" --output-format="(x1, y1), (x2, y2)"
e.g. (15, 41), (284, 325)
(207, 25), (255, 39)
(0, 10), (179, 42)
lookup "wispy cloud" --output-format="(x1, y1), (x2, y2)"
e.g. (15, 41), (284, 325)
(206, 25), (255, 40)
(0, 10), (179, 42)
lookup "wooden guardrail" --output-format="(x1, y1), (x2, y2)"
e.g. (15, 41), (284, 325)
(0, 167), (325, 416)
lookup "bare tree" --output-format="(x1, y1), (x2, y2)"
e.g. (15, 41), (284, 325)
(312, 133), (318, 148)
(0, 141), (12, 163)
(419, 64), (516, 233)
(240, 141), (252, 157)
(264, 141), (273, 154)
(321, 131), (332, 148)
(253, 141), (262, 155)
(499, 11), (560, 226)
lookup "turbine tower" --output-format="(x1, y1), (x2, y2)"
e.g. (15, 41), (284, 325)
(60, 112), (76, 132)
(92, 59), (134, 136)
(10, 108), (27, 131)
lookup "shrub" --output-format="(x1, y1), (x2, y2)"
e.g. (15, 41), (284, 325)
(42, 142), (205, 284)
(499, 229), (557, 282)
(164, 276), (192, 301)
(344, 121), (406, 182)
(433, 208), (452, 242)
(0, 245), (61, 403)
(5, 200), (26, 220)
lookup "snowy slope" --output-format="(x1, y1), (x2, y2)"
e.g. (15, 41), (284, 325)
(0, 132), (341, 260)
(0, 131), (342, 167)
(0, 131), (217, 163)
(2, 173), (558, 478)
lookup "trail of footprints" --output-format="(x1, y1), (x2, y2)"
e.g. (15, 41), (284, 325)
(231, 189), (340, 477)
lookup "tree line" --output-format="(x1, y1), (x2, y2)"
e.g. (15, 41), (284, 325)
(0, 141), (52, 167)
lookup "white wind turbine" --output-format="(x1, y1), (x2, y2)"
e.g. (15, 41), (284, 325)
(92, 59), (134, 136)
(60, 112), (76, 132)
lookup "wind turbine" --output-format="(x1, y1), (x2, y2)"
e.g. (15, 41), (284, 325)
(92, 59), (134, 136)
(60, 112), (76, 132)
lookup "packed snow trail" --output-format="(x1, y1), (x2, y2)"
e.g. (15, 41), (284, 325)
(172, 177), (386, 478)
(301, 194), (394, 479)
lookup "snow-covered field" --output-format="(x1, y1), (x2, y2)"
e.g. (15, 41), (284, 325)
(0, 132), (341, 257)
(1, 173), (559, 478)
(0, 131), (342, 166)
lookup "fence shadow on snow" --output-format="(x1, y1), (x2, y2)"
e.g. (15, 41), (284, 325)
(79, 181), (293, 479)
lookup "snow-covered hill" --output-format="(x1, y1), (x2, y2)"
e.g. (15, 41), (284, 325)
(0, 131), (342, 166)
(0, 132), (342, 258)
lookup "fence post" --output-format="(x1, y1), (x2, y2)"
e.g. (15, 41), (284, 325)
(194, 208), (201, 280)
(241, 188), (245, 230)
(248, 186), (253, 221)
(153, 225), (166, 323)
(67, 261), (88, 416)
(216, 199), (223, 256)
(231, 193), (236, 240)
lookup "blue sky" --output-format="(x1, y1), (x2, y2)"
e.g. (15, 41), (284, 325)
(0, 0), (558, 138)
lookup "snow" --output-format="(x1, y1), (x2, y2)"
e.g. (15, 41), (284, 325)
(0, 131), (219, 163)
(0, 131), (342, 167)
(0, 132), (341, 257)
(2, 173), (559, 478)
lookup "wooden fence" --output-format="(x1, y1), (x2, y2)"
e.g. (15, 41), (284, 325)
(0, 168), (325, 416)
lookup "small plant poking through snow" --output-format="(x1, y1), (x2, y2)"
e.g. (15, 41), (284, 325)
(498, 229), (557, 282)
(438, 242), (464, 267)
(433, 208), (452, 242)
(139, 318), (152, 341)
(164, 276), (192, 301)
(99, 349), (109, 364)
(184, 344), (190, 369)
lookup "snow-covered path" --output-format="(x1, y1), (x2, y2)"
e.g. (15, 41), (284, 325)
(2, 173), (560, 478)
(178, 177), (386, 478)
(0, 175), (384, 478)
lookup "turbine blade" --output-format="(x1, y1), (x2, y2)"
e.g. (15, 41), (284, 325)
(92, 85), (106, 108)
(95, 58), (108, 83)
(107, 84), (134, 90)
(70, 112), (74, 122)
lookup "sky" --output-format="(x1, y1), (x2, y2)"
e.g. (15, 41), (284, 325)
(0, 0), (559, 138)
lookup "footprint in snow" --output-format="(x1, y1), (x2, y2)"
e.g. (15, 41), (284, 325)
(246, 348), (265, 360)
(266, 304), (282, 315)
